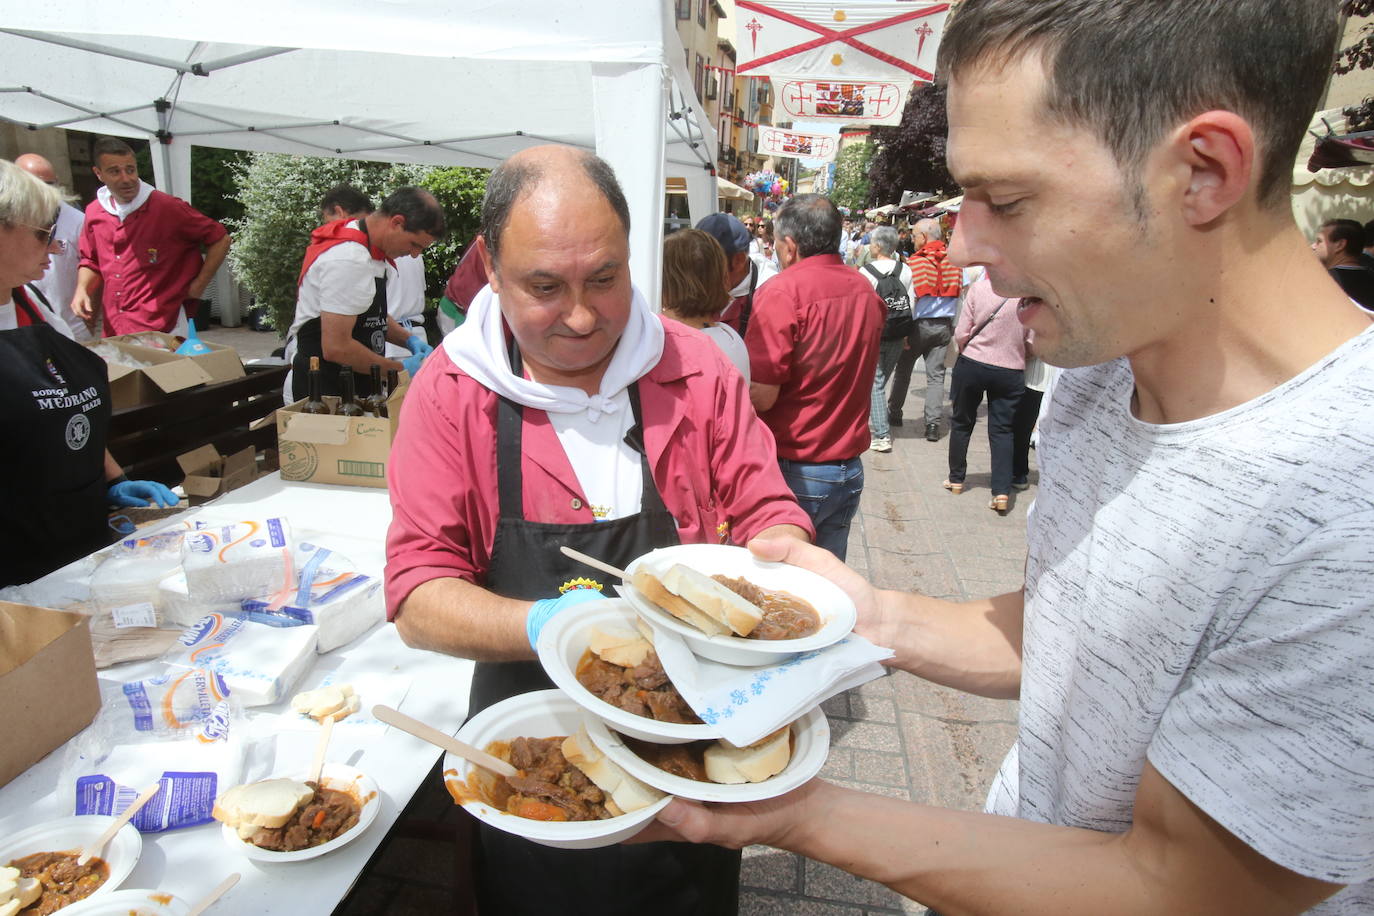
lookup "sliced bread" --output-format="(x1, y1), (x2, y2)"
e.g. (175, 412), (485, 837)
(587, 624), (652, 668)
(213, 777), (315, 839)
(660, 563), (764, 637)
(704, 726), (792, 784)
(562, 727), (664, 816)
(631, 570), (729, 637)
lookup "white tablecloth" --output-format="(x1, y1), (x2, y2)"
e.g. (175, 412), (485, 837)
(0, 474), (474, 912)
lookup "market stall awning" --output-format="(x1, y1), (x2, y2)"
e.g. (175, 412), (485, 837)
(667, 176), (755, 201)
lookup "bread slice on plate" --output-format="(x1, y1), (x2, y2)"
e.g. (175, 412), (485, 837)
(213, 777), (315, 840)
(660, 564), (763, 637)
(587, 624), (652, 668)
(704, 727), (791, 784)
(631, 570), (729, 637)
(562, 727), (664, 816)
(291, 684), (358, 721)
(0, 866), (41, 916)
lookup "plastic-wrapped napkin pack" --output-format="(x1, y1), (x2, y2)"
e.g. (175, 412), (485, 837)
(238, 542), (384, 653)
(163, 613), (319, 707)
(181, 517), (293, 604)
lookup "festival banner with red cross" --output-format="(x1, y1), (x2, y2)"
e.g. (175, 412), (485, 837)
(736, 0), (950, 83)
(771, 77), (909, 126)
(757, 126), (839, 161)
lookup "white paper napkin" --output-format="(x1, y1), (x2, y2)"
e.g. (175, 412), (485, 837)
(648, 624), (894, 747)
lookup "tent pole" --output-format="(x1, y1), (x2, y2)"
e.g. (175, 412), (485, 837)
(593, 62), (667, 311)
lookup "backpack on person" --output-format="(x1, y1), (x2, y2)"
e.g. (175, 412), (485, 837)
(863, 261), (914, 340)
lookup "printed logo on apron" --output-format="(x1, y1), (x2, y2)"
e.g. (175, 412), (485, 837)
(46, 358), (67, 386)
(65, 412), (91, 451)
(370, 329), (386, 353)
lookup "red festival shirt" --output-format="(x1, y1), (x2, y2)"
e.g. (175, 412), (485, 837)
(745, 253), (885, 462)
(79, 190), (227, 336)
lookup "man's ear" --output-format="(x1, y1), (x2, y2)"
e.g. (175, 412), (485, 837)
(1168, 110), (1255, 226)
(475, 233), (498, 291)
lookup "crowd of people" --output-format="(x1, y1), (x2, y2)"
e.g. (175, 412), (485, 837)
(3, 0), (1372, 913)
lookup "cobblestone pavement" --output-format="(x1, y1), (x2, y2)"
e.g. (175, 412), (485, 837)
(204, 320), (1029, 915)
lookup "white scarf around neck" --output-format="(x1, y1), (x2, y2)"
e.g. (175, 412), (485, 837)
(443, 283), (664, 422)
(97, 180), (154, 221)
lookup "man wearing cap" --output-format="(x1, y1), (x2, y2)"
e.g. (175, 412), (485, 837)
(699, 211), (777, 338)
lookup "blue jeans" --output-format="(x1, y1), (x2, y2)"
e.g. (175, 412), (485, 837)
(779, 458), (864, 562)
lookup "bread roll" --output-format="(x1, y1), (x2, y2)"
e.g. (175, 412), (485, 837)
(587, 624), (652, 668)
(660, 564), (763, 637)
(631, 570), (729, 636)
(562, 727), (664, 815)
(213, 777), (315, 839)
(291, 684), (357, 721)
(704, 727), (791, 784)
(0, 867), (40, 916)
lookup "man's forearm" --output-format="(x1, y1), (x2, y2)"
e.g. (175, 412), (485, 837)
(393, 576), (534, 661)
(188, 236), (230, 299)
(868, 588), (1023, 699)
(321, 338), (405, 375)
(76, 266), (101, 294)
(386, 317), (415, 347)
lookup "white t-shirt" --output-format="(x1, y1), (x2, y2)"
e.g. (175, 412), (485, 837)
(547, 390), (642, 522)
(700, 323), (750, 382)
(988, 326), (1374, 912)
(287, 222), (387, 343)
(31, 202), (90, 342)
(859, 257), (914, 302)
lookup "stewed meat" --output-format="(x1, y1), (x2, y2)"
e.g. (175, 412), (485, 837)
(246, 783), (360, 852)
(576, 650), (701, 724)
(712, 575), (822, 640)
(8, 851), (108, 915)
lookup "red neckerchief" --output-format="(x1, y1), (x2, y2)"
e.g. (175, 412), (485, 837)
(297, 219), (394, 286)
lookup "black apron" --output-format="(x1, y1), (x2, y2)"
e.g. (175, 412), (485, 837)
(291, 229), (388, 401)
(0, 291), (114, 587)
(469, 343), (740, 916)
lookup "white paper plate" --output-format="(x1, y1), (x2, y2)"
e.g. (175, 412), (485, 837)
(584, 705), (829, 802)
(620, 544), (857, 665)
(446, 689), (672, 849)
(537, 599), (723, 744)
(61, 889), (190, 915)
(0, 815), (141, 904)
(219, 763), (380, 862)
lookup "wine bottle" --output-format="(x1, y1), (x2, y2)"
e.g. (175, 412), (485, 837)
(361, 365), (387, 418)
(386, 369), (400, 397)
(300, 356), (332, 415)
(338, 368), (366, 417)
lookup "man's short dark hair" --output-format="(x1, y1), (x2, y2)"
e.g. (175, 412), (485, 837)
(1363, 219), (1374, 251)
(1321, 219), (1365, 258)
(320, 184), (372, 217)
(480, 149), (630, 264)
(774, 194), (842, 260)
(936, 0), (1341, 211)
(380, 186), (446, 237)
(92, 136), (136, 165)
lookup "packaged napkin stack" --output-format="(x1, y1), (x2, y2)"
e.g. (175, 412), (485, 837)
(181, 518), (293, 604)
(163, 613), (318, 707)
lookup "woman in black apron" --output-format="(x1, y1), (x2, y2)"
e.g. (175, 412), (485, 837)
(1, 289), (116, 587)
(467, 343), (741, 916)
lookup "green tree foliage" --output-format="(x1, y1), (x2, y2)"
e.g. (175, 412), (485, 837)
(868, 83), (960, 206)
(830, 141), (873, 211)
(226, 154), (485, 334)
(191, 147), (248, 225)
(1338, 0), (1374, 130)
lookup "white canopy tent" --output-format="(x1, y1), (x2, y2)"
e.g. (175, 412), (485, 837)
(0, 0), (721, 302)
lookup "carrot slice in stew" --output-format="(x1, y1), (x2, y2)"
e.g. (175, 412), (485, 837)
(511, 799), (569, 822)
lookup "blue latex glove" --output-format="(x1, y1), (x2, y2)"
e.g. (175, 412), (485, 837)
(406, 334), (433, 358)
(526, 587), (606, 650)
(108, 478), (179, 508)
(401, 350), (427, 379)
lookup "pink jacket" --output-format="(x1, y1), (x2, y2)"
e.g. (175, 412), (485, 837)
(955, 275), (1031, 370)
(384, 319), (814, 618)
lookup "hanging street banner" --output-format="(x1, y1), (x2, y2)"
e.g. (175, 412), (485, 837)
(736, 1), (950, 83)
(757, 126), (839, 162)
(771, 77), (909, 125)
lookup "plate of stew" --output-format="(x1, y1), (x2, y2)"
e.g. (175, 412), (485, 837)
(220, 763), (380, 862)
(0, 814), (141, 913)
(537, 599), (724, 744)
(618, 544), (857, 665)
(58, 889), (190, 915)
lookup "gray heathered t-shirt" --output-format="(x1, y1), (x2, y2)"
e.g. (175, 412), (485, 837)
(986, 325), (1374, 913)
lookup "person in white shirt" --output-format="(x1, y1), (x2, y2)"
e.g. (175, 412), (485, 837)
(636, 2), (1374, 914)
(15, 154), (89, 341)
(661, 228), (750, 381)
(860, 226), (915, 453)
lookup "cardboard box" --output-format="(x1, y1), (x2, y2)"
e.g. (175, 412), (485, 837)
(0, 602), (101, 789)
(177, 443), (259, 504)
(276, 384), (408, 489)
(89, 332), (246, 410)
